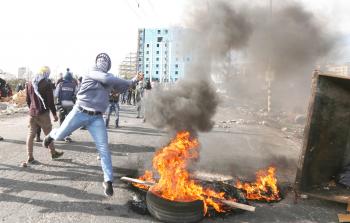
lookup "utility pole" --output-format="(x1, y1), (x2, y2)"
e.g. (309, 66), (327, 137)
(266, 0), (274, 114)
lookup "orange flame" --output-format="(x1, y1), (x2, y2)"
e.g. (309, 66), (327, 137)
(137, 131), (227, 214)
(235, 166), (281, 202)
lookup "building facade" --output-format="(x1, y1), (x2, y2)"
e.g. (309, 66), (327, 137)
(137, 27), (190, 83)
(118, 52), (137, 79)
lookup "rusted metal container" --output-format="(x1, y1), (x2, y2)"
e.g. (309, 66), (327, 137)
(295, 73), (350, 203)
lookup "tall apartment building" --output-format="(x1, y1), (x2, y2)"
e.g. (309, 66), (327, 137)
(137, 27), (190, 82)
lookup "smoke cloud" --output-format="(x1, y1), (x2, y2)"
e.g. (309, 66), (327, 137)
(145, 0), (337, 132)
(145, 0), (252, 133)
(212, 1), (336, 111)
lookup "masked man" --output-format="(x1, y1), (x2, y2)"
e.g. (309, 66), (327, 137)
(25, 66), (64, 164)
(44, 53), (143, 197)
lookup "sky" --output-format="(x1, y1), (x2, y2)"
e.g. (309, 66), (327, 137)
(1, 0), (350, 77)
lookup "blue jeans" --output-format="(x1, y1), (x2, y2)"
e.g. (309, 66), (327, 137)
(104, 102), (119, 127)
(49, 106), (113, 182)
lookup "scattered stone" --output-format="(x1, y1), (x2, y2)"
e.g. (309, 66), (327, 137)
(295, 114), (306, 124)
(300, 194), (308, 199)
(281, 127), (288, 132)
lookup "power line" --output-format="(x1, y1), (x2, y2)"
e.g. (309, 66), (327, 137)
(134, 0), (150, 18)
(124, 0), (142, 20)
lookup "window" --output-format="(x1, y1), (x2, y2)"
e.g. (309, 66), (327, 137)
(146, 64), (149, 68)
(138, 64), (141, 68)
(175, 64), (179, 68)
(146, 71), (149, 74)
(175, 71), (178, 75)
(186, 57), (190, 62)
(165, 43), (168, 47)
(175, 57), (178, 61)
(157, 44), (159, 47)
(164, 51), (167, 55)
(164, 71), (167, 74)
(156, 57), (159, 61)
(157, 37), (163, 42)
(156, 71), (159, 74)
(164, 29), (168, 34)
(146, 44), (149, 47)
(157, 30), (161, 34)
(156, 64), (159, 68)
(156, 51), (159, 54)
(139, 58), (142, 61)
(146, 58), (149, 61)
(146, 51), (149, 54)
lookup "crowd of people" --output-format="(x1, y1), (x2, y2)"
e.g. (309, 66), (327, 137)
(0, 53), (147, 197)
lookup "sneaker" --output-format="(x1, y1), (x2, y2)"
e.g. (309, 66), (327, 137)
(35, 138), (42, 142)
(51, 151), (64, 160)
(80, 126), (87, 130)
(43, 135), (54, 148)
(64, 137), (72, 143)
(0, 136), (3, 141)
(103, 181), (114, 197)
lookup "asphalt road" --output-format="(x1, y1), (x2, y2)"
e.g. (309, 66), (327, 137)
(0, 104), (346, 223)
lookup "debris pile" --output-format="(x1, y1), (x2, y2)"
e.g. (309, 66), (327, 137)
(0, 90), (28, 115)
(10, 90), (27, 106)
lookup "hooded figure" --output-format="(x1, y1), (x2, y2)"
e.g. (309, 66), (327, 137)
(44, 53), (143, 197)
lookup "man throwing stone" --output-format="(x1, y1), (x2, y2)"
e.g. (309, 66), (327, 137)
(43, 53), (143, 197)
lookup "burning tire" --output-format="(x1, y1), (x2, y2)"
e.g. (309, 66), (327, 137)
(146, 190), (205, 223)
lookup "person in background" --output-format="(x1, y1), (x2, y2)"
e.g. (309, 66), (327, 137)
(121, 91), (127, 104)
(104, 89), (120, 128)
(16, 82), (24, 92)
(55, 72), (63, 88)
(135, 81), (144, 119)
(55, 71), (77, 142)
(142, 79), (152, 122)
(127, 87), (132, 105)
(24, 66), (64, 165)
(43, 53), (143, 197)
(5, 84), (12, 97)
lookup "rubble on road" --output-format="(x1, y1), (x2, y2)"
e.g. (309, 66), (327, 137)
(215, 106), (305, 140)
(0, 90), (28, 115)
(10, 90), (26, 106)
